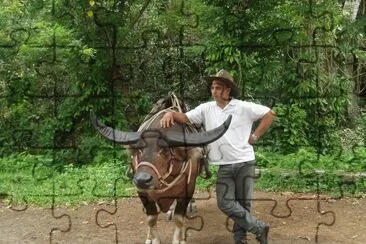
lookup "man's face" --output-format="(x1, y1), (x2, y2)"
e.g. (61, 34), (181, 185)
(211, 80), (231, 101)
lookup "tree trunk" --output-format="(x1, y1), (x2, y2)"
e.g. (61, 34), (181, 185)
(343, 0), (362, 121)
(343, 0), (362, 20)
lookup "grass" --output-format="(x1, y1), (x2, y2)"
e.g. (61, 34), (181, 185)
(1, 147), (365, 207)
(255, 148), (366, 197)
(0, 152), (136, 206)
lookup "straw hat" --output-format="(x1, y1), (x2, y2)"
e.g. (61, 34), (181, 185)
(203, 69), (239, 97)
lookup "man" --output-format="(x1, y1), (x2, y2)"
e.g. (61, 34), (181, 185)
(160, 69), (275, 244)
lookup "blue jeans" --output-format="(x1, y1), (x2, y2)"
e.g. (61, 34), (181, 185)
(216, 161), (264, 241)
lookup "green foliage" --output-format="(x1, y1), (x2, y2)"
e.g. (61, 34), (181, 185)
(256, 147), (366, 172)
(255, 147), (366, 196)
(200, 0), (361, 152)
(0, 151), (134, 206)
(2, 149), (365, 206)
(269, 103), (309, 152)
(195, 165), (218, 189)
(1, 0), (363, 158)
(1, 0), (365, 205)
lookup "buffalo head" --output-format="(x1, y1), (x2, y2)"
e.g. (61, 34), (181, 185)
(90, 111), (232, 191)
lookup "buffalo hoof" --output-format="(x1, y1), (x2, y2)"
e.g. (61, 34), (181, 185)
(186, 200), (197, 213)
(166, 209), (174, 221)
(145, 238), (160, 244)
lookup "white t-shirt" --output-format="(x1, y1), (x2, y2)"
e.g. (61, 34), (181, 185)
(185, 99), (270, 165)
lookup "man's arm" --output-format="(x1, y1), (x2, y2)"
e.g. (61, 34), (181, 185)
(160, 111), (189, 128)
(249, 110), (276, 144)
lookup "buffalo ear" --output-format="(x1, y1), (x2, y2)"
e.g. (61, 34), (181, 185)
(187, 147), (203, 158)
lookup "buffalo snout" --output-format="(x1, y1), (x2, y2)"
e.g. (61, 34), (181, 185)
(133, 171), (153, 189)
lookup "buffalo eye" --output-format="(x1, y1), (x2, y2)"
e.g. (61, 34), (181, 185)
(158, 148), (171, 157)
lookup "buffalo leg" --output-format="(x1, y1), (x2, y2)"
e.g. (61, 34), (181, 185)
(146, 214), (160, 244)
(172, 214), (186, 244)
(167, 199), (196, 221)
(139, 195), (160, 244)
(172, 200), (189, 244)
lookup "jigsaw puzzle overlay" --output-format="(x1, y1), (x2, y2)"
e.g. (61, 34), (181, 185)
(1, 0), (366, 243)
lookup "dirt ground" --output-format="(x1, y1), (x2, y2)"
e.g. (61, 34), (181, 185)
(0, 191), (365, 244)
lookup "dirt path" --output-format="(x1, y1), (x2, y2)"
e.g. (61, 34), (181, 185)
(1, 191), (365, 244)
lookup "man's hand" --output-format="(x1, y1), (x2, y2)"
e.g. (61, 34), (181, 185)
(160, 112), (175, 128)
(248, 133), (258, 145)
(248, 110), (275, 144)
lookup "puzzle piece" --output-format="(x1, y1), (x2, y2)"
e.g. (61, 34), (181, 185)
(0, 182), (72, 244)
(219, 169), (337, 243)
(91, 92), (220, 243)
(48, 182), (73, 243)
(0, 150), (55, 211)
(94, 178), (206, 244)
(1, 0), (366, 243)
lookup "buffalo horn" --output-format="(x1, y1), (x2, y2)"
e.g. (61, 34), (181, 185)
(90, 111), (141, 144)
(162, 115), (232, 147)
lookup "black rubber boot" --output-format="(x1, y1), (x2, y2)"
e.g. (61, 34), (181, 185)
(256, 224), (269, 244)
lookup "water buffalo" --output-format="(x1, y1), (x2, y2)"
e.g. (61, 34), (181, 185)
(91, 95), (231, 244)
